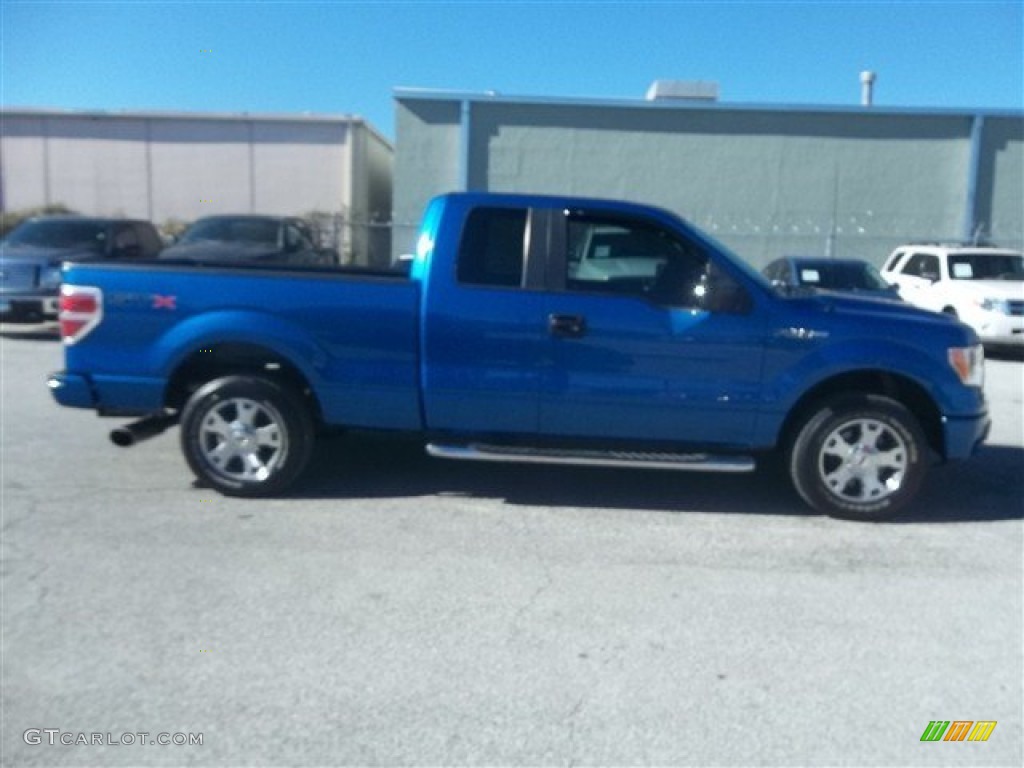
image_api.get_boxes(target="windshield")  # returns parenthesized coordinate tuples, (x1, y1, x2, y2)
(4, 219, 107, 252)
(180, 218, 279, 245)
(796, 261, 891, 291)
(948, 252, 1024, 281)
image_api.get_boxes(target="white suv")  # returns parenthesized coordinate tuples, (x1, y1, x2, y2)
(881, 244, 1024, 346)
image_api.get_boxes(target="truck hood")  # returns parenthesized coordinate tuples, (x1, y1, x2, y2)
(0, 244, 101, 266)
(781, 291, 971, 339)
(160, 241, 284, 262)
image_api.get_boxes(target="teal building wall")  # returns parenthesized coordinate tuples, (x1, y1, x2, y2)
(394, 92, 1023, 267)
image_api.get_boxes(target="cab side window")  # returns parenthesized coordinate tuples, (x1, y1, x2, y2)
(901, 253, 941, 281)
(565, 213, 750, 312)
(111, 225, 140, 258)
(285, 224, 312, 252)
(764, 260, 786, 283)
(134, 224, 163, 257)
(567, 216, 690, 297)
(457, 208, 527, 288)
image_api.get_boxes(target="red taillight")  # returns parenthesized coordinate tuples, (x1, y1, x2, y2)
(60, 292, 98, 314)
(59, 285, 103, 344)
(60, 317, 88, 340)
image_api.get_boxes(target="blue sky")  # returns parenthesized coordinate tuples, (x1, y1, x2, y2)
(3, 1, 1022, 140)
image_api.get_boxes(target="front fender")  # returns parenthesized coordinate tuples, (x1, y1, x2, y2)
(755, 336, 985, 448)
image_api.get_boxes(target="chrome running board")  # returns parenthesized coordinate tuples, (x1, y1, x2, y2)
(426, 443, 755, 473)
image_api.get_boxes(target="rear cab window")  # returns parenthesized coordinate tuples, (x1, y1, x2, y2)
(456, 207, 528, 288)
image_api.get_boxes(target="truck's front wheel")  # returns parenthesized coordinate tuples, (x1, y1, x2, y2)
(789, 394, 928, 521)
(180, 375, 314, 497)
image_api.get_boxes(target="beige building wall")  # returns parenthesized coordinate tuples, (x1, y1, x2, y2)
(1, 109, 393, 263)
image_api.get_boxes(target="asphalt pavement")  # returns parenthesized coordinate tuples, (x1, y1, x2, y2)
(2, 326, 1021, 767)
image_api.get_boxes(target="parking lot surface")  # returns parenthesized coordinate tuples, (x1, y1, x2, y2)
(2, 327, 1021, 766)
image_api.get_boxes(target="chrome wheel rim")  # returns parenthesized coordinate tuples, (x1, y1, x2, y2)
(198, 397, 288, 484)
(818, 417, 908, 504)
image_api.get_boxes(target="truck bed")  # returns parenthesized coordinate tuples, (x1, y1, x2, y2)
(57, 261, 424, 430)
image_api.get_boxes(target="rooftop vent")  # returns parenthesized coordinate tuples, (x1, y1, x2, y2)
(860, 70, 877, 107)
(645, 80, 719, 102)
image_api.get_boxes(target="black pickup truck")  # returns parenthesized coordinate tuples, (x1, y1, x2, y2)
(1, 216, 163, 323)
(160, 215, 339, 266)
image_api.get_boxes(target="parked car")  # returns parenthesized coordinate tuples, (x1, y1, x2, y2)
(1, 216, 163, 323)
(160, 215, 339, 267)
(50, 193, 989, 521)
(881, 243, 1024, 347)
(762, 256, 902, 301)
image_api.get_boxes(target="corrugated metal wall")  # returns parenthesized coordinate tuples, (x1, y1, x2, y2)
(393, 94, 1023, 267)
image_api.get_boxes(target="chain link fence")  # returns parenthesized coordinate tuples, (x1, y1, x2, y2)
(149, 212, 398, 269)
(302, 212, 395, 268)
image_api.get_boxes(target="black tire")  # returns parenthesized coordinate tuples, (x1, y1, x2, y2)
(180, 375, 314, 497)
(789, 394, 928, 521)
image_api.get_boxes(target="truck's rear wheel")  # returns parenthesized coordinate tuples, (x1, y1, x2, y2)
(789, 394, 928, 521)
(180, 375, 314, 497)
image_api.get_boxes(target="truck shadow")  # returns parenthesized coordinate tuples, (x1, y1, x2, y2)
(295, 434, 1024, 523)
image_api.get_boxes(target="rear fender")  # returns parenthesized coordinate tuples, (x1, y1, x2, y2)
(152, 309, 325, 397)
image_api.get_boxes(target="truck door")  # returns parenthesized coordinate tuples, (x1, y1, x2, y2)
(420, 205, 546, 435)
(539, 208, 767, 446)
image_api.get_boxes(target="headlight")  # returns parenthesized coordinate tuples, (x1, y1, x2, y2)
(948, 344, 985, 388)
(976, 297, 1010, 314)
(40, 265, 63, 289)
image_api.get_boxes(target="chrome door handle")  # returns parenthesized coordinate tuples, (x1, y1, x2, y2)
(548, 314, 587, 339)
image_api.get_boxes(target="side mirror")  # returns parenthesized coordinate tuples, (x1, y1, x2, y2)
(698, 265, 754, 314)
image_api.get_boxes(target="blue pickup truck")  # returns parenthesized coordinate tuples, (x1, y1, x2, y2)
(49, 193, 990, 520)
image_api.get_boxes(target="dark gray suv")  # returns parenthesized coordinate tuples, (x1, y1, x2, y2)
(0, 216, 163, 323)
